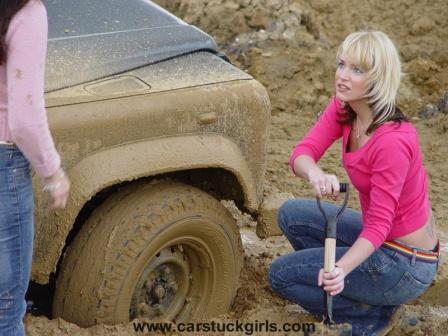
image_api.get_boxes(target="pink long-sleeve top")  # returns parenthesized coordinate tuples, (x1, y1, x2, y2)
(0, 0, 60, 178)
(289, 97, 431, 249)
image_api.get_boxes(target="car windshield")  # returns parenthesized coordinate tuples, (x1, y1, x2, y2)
(44, 0, 218, 92)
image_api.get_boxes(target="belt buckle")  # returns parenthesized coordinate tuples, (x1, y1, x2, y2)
(433, 240, 441, 258)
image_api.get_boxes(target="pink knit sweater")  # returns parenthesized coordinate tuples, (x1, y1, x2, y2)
(289, 97, 431, 249)
(0, 0, 60, 178)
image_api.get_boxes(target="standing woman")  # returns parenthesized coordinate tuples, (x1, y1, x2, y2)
(0, 0, 70, 334)
(269, 31, 439, 335)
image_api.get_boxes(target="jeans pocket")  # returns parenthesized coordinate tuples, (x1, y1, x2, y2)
(12, 165, 30, 180)
(11, 165, 32, 197)
(367, 249, 397, 272)
(384, 271, 430, 305)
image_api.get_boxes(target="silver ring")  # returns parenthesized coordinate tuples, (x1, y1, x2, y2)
(320, 186, 326, 192)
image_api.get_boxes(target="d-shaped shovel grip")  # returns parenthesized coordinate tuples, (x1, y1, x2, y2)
(317, 183, 349, 267)
(316, 183, 350, 238)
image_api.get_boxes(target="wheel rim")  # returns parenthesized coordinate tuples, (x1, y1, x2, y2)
(129, 240, 213, 322)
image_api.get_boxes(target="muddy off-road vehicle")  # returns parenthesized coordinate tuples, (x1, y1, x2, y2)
(33, 0, 271, 327)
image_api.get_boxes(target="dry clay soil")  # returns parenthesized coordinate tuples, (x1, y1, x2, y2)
(26, 0, 448, 335)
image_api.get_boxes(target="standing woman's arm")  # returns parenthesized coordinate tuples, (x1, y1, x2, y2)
(6, 0, 69, 208)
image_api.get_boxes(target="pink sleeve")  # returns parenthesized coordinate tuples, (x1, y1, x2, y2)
(359, 133, 412, 249)
(289, 97, 343, 174)
(6, 1, 61, 178)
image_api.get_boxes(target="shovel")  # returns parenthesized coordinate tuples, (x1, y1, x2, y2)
(316, 182, 349, 324)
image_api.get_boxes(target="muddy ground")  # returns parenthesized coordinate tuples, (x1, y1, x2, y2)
(26, 0, 448, 335)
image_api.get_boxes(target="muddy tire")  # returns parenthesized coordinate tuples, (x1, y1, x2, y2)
(53, 180, 243, 327)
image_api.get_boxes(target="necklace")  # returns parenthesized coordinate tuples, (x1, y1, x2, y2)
(356, 117, 367, 139)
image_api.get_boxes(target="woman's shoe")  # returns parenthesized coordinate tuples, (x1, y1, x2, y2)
(378, 307, 419, 336)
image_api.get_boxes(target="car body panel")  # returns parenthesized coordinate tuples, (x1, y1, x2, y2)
(45, 52, 252, 106)
(44, 0, 218, 91)
(33, 70, 270, 283)
(33, 1, 271, 285)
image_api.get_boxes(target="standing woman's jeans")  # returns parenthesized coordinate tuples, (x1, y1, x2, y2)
(0, 146, 34, 336)
(269, 199, 438, 336)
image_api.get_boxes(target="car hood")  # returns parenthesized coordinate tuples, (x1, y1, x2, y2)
(44, 0, 218, 92)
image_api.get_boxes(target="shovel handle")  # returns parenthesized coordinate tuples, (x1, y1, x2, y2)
(324, 238, 336, 272)
(320, 183, 350, 273)
(321, 183, 349, 325)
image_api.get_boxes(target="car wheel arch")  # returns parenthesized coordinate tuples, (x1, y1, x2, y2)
(32, 134, 260, 285)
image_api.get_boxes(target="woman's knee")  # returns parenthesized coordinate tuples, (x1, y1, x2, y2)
(277, 199, 293, 222)
(268, 252, 310, 291)
(278, 199, 302, 234)
(269, 257, 323, 311)
(268, 258, 284, 291)
(277, 199, 318, 235)
(269, 254, 301, 293)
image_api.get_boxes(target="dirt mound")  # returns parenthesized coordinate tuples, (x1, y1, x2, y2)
(156, 0, 448, 116)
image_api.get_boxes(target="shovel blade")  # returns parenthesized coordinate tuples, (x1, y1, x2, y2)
(325, 293, 333, 323)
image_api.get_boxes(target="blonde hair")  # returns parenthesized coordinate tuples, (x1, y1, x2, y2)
(336, 31, 403, 131)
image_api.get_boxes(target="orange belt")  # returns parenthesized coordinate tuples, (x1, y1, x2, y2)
(383, 240, 440, 264)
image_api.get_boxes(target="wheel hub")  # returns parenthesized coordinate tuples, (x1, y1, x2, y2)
(149, 283, 166, 302)
(130, 245, 191, 320)
(146, 265, 178, 305)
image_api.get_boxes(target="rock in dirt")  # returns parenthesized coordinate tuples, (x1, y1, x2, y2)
(419, 103, 440, 119)
(437, 92, 448, 114)
(256, 190, 293, 238)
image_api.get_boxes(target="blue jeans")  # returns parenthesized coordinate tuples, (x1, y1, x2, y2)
(269, 199, 438, 336)
(0, 146, 34, 336)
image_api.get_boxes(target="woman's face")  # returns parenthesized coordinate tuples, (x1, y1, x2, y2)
(335, 55, 369, 104)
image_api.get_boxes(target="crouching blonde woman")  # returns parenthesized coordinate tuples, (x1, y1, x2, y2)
(269, 31, 439, 335)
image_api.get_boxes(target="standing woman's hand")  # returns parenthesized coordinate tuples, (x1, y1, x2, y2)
(307, 168, 340, 200)
(42, 168, 70, 209)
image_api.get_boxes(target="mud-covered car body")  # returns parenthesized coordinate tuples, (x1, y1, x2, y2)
(34, 0, 270, 326)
